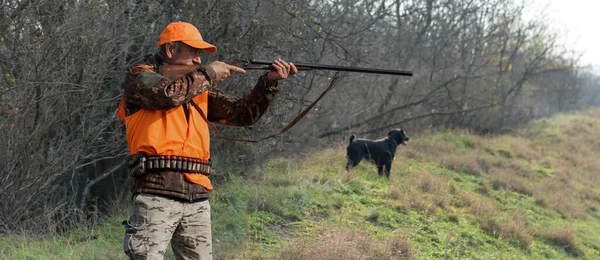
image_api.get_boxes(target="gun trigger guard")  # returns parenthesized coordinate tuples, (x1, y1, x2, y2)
(231, 59, 250, 67)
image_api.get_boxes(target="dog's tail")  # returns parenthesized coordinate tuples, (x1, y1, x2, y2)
(348, 134, 356, 146)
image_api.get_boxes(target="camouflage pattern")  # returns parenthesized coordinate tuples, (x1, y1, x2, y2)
(124, 194, 212, 260)
(122, 53, 280, 123)
(205, 75, 280, 126)
(123, 55, 212, 114)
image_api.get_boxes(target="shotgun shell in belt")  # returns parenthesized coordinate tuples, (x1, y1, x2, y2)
(159, 156, 165, 168)
(171, 156, 177, 169)
(184, 158, 190, 171)
(176, 158, 182, 170)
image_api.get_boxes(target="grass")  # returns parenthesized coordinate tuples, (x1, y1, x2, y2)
(2, 108, 600, 259)
(0, 217, 129, 260)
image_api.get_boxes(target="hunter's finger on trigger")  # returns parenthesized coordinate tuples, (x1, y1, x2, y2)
(229, 65, 246, 74)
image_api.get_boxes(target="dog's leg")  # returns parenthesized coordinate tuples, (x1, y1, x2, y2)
(345, 159, 352, 171)
(384, 162, 392, 178)
(377, 164, 384, 177)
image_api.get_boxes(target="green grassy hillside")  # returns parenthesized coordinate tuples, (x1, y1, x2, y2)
(2, 109, 600, 259)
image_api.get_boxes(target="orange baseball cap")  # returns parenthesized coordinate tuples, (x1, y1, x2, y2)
(157, 21, 217, 52)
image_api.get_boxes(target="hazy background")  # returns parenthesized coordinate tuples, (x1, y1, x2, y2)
(526, 0, 600, 70)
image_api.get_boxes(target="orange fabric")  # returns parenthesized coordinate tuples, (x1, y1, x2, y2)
(157, 21, 216, 52)
(117, 91, 213, 191)
(117, 95, 126, 121)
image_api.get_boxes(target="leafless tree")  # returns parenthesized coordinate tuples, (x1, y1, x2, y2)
(0, 0, 595, 234)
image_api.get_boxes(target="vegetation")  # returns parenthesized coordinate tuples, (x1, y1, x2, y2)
(2, 109, 598, 259)
(2, 0, 600, 234)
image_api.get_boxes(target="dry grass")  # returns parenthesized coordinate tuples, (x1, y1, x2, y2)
(416, 172, 443, 194)
(302, 148, 347, 168)
(486, 167, 532, 196)
(538, 226, 579, 256)
(478, 209, 532, 248)
(503, 159, 536, 178)
(458, 192, 532, 247)
(416, 172, 452, 212)
(276, 228, 415, 260)
(402, 137, 457, 162)
(386, 170, 453, 213)
(459, 192, 497, 217)
(564, 118, 594, 138)
(440, 154, 484, 176)
(214, 242, 250, 260)
(509, 139, 543, 162)
(483, 135, 545, 162)
(532, 170, 588, 219)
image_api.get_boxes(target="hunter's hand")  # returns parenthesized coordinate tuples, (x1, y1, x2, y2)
(209, 61, 246, 82)
(267, 58, 298, 81)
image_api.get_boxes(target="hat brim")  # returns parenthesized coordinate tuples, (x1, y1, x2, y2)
(183, 40, 217, 52)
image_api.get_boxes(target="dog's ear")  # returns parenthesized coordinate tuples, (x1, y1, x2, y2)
(388, 128, 402, 136)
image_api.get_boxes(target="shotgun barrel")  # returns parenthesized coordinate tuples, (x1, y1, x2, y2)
(235, 59, 413, 77)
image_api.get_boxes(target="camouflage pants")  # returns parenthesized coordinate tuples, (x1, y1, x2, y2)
(124, 194, 212, 260)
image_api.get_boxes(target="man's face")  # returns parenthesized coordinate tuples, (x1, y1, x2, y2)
(170, 43, 202, 65)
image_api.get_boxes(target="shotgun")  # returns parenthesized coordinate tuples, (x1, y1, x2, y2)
(161, 59, 414, 80)
(234, 59, 413, 76)
(159, 59, 412, 142)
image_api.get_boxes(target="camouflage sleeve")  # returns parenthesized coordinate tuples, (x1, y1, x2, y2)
(207, 74, 280, 126)
(123, 64, 214, 115)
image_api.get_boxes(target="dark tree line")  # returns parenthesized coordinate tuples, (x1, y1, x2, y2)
(0, 0, 598, 234)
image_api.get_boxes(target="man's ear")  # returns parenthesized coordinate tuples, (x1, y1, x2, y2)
(165, 43, 174, 59)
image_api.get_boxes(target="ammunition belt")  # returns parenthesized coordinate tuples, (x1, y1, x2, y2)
(130, 153, 211, 176)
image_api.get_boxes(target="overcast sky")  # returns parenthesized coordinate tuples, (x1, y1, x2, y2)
(523, 0, 600, 69)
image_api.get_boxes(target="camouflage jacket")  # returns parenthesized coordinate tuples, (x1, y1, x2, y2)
(123, 54, 280, 201)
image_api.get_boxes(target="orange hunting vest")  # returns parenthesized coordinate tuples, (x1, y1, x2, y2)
(117, 92, 213, 191)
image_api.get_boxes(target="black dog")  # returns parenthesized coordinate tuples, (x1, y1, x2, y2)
(345, 129, 409, 177)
